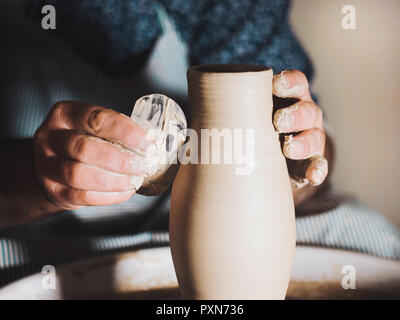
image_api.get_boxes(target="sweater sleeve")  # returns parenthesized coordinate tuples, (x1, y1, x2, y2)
(25, 0, 162, 76)
(25, 0, 314, 82)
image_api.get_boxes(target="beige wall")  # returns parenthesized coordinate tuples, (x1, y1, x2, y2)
(290, 0, 400, 226)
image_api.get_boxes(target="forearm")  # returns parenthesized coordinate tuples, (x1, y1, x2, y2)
(0, 138, 61, 229)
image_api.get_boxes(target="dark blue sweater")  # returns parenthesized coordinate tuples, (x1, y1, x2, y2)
(27, 0, 314, 80)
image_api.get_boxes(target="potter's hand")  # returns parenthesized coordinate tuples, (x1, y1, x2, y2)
(272, 70, 328, 187)
(33, 101, 155, 210)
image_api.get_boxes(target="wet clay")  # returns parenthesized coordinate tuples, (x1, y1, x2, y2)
(170, 65, 296, 299)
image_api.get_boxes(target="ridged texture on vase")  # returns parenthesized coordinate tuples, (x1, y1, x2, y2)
(170, 64, 296, 299)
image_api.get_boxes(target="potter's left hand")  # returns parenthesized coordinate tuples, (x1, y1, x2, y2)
(272, 70, 328, 187)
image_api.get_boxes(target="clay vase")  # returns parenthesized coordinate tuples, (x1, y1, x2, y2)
(170, 64, 296, 299)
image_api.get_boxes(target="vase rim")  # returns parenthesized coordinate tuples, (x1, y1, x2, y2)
(189, 64, 271, 74)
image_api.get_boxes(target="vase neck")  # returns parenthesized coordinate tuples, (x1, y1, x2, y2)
(187, 65, 274, 131)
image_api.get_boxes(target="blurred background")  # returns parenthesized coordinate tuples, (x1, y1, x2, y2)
(290, 0, 400, 226)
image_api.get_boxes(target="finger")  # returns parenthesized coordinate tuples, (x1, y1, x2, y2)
(272, 70, 312, 100)
(40, 155, 138, 192)
(43, 178, 136, 208)
(305, 155, 328, 186)
(283, 128, 325, 160)
(48, 101, 154, 152)
(48, 129, 157, 176)
(273, 100, 323, 133)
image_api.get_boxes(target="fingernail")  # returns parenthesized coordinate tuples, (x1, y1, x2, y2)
(273, 71, 289, 94)
(310, 168, 323, 185)
(308, 156, 328, 185)
(119, 112, 131, 119)
(273, 70, 302, 97)
(274, 104, 298, 132)
(283, 135, 303, 158)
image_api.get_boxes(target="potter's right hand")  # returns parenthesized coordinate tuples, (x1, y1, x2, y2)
(33, 101, 155, 210)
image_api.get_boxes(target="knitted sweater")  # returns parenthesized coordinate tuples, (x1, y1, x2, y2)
(26, 0, 314, 79)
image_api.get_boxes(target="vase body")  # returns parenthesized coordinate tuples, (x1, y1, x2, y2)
(170, 64, 295, 299)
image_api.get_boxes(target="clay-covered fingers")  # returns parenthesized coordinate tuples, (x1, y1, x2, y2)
(283, 128, 325, 160)
(35, 152, 138, 209)
(273, 100, 323, 133)
(40, 155, 138, 192)
(48, 129, 156, 176)
(272, 70, 329, 186)
(33, 101, 158, 210)
(272, 70, 312, 100)
(305, 155, 328, 186)
(47, 101, 154, 152)
(41, 178, 136, 209)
